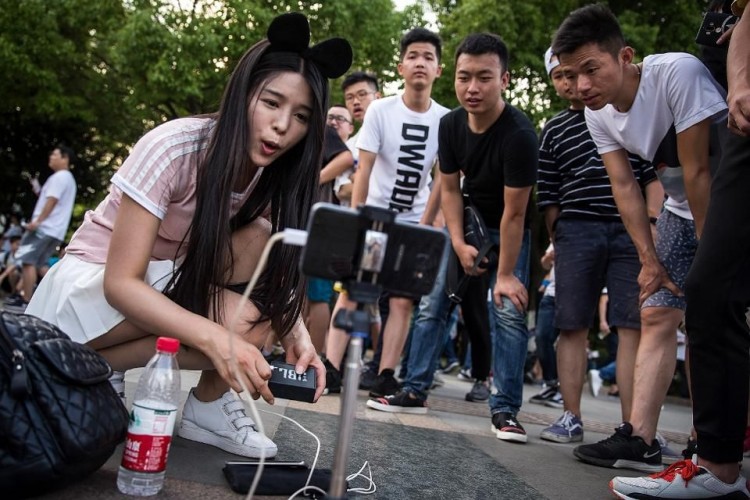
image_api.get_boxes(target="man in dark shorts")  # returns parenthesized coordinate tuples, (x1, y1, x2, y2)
(536, 47, 661, 446)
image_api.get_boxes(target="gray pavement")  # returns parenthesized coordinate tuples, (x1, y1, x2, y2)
(34, 365, 746, 500)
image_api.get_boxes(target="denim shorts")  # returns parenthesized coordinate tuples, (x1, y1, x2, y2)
(15, 230, 61, 268)
(642, 210, 697, 310)
(554, 218, 640, 330)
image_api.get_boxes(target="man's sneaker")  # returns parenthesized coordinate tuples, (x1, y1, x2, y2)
(655, 432, 682, 465)
(457, 368, 473, 381)
(465, 380, 490, 402)
(490, 412, 528, 443)
(573, 422, 663, 473)
(178, 389, 277, 458)
(3, 294, 27, 313)
(681, 437, 698, 460)
(540, 411, 584, 443)
(609, 456, 750, 499)
(323, 359, 342, 395)
(529, 383, 558, 405)
(544, 390, 564, 409)
(366, 390, 428, 414)
(588, 369, 603, 397)
(368, 369, 400, 398)
(359, 364, 378, 391)
(440, 360, 460, 374)
(431, 372, 446, 389)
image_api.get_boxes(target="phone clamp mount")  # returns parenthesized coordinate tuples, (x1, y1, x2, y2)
(327, 205, 394, 500)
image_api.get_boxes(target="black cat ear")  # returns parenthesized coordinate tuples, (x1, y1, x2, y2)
(305, 38, 353, 79)
(266, 12, 310, 52)
(266, 12, 353, 79)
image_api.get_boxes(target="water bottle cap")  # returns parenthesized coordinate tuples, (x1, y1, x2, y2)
(156, 337, 180, 353)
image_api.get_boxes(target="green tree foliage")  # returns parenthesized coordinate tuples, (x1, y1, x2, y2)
(0, 0, 710, 230)
(428, 0, 706, 125)
(0, 0, 407, 227)
(0, 0, 135, 218)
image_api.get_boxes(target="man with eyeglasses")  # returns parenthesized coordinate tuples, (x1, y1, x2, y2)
(326, 105, 354, 144)
(334, 72, 382, 208)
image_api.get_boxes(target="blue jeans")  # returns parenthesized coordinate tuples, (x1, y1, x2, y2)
(487, 229, 531, 415)
(599, 360, 616, 382)
(535, 293, 558, 384)
(403, 232, 453, 399)
(441, 308, 460, 364)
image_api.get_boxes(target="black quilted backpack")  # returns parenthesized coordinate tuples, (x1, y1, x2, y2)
(0, 311, 129, 498)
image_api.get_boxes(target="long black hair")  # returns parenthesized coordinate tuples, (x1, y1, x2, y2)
(167, 39, 329, 338)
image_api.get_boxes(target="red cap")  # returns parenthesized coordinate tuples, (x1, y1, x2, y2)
(156, 337, 180, 353)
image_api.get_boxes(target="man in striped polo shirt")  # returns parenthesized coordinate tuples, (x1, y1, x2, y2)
(536, 47, 664, 453)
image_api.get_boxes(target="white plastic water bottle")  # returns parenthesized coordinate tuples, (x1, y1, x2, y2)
(117, 337, 181, 496)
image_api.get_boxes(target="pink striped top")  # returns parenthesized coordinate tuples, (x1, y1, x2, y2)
(66, 117, 260, 263)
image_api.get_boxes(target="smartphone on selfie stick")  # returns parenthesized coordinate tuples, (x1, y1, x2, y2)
(300, 203, 447, 499)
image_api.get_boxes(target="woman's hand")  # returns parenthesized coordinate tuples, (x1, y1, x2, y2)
(280, 320, 326, 402)
(206, 329, 276, 404)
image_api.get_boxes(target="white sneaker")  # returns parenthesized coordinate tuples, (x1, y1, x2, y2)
(588, 369, 603, 398)
(610, 456, 750, 499)
(431, 372, 446, 389)
(178, 388, 278, 458)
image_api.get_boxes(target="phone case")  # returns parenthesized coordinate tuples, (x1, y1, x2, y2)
(696, 11, 738, 46)
(222, 463, 337, 496)
(301, 203, 448, 298)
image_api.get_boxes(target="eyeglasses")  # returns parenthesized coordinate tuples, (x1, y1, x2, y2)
(344, 90, 376, 103)
(326, 114, 351, 124)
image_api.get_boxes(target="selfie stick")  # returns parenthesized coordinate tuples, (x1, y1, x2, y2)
(328, 206, 394, 499)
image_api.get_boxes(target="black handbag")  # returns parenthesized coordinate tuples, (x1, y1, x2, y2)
(0, 311, 129, 498)
(446, 195, 498, 304)
(696, 11, 738, 46)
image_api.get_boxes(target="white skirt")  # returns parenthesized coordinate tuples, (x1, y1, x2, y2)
(26, 254, 175, 344)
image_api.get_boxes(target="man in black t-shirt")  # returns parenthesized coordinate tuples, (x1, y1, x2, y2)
(439, 33, 538, 443)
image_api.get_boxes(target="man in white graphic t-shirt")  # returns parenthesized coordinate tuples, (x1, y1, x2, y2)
(323, 28, 449, 398)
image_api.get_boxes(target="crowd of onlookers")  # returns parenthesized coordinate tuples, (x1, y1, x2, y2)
(5, 3, 750, 498)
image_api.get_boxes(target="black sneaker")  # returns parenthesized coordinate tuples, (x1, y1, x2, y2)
(3, 294, 27, 313)
(368, 369, 400, 398)
(323, 359, 342, 395)
(465, 380, 490, 402)
(681, 436, 697, 460)
(359, 365, 378, 391)
(573, 422, 663, 473)
(366, 390, 428, 414)
(491, 412, 528, 443)
(529, 383, 558, 405)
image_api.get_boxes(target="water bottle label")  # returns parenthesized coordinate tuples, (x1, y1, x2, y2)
(121, 402, 177, 473)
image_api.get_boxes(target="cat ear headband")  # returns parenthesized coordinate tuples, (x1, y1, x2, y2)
(266, 12, 353, 79)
